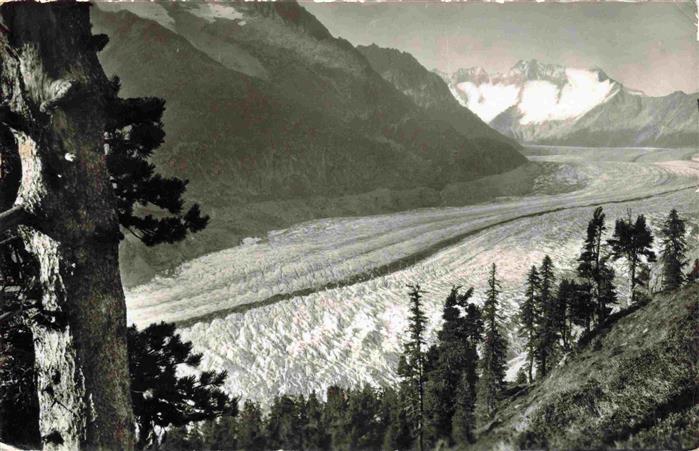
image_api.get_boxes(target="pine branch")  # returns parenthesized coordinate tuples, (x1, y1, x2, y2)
(0, 206, 29, 232)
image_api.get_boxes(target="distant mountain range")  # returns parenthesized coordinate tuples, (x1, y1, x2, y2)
(438, 60, 698, 148)
(90, 2, 525, 283)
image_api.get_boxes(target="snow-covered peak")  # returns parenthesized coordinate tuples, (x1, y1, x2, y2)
(442, 61, 621, 124)
(185, 2, 246, 25)
(507, 59, 567, 84)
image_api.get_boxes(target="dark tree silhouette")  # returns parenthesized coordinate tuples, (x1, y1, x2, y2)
(477, 264, 508, 421)
(659, 209, 688, 291)
(577, 207, 617, 324)
(105, 81, 208, 246)
(518, 266, 540, 382)
(265, 395, 303, 450)
(0, 40, 209, 450)
(425, 286, 482, 445)
(398, 284, 428, 451)
(608, 214, 656, 304)
(536, 255, 557, 378)
(128, 322, 234, 449)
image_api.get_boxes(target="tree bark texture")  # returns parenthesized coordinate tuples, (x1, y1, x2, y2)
(0, 3, 134, 449)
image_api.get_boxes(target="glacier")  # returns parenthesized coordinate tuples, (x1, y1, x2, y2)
(125, 147, 699, 404)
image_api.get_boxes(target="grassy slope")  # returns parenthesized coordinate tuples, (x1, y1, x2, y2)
(469, 284, 699, 450)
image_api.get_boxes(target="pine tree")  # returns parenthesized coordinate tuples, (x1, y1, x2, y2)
(382, 387, 413, 451)
(265, 395, 303, 450)
(128, 322, 234, 449)
(105, 80, 208, 246)
(660, 209, 688, 291)
(237, 401, 266, 450)
(451, 373, 476, 444)
(569, 281, 595, 334)
(609, 213, 656, 304)
(398, 284, 429, 451)
(476, 264, 508, 421)
(425, 286, 480, 445)
(325, 385, 350, 448)
(345, 385, 385, 449)
(577, 207, 617, 325)
(204, 414, 238, 450)
(0, 65, 209, 449)
(302, 392, 330, 450)
(536, 256, 557, 378)
(518, 266, 540, 382)
(554, 279, 576, 351)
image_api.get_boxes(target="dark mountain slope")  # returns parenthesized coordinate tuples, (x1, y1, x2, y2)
(357, 43, 519, 147)
(91, 3, 526, 284)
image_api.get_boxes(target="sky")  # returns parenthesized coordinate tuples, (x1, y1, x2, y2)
(305, 1, 699, 96)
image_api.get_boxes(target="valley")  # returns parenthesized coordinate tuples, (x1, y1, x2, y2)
(125, 146, 699, 403)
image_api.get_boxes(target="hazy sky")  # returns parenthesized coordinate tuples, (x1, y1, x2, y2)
(305, 1, 698, 96)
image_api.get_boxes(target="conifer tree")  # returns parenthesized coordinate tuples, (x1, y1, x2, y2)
(345, 385, 385, 449)
(382, 387, 413, 451)
(518, 266, 540, 382)
(554, 279, 576, 351)
(451, 373, 476, 444)
(476, 264, 508, 421)
(608, 214, 656, 303)
(659, 209, 688, 291)
(265, 395, 303, 450)
(425, 286, 481, 445)
(0, 76, 210, 447)
(536, 256, 557, 378)
(237, 401, 266, 450)
(205, 414, 238, 451)
(577, 207, 617, 324)
(325, 386, 350, 447)
(127, 322, 234, 449)
(105, 80, 209, 246)
(398, 284, 428, 451)
(569, 281, 595, 334)
(302, 392, 330, 450)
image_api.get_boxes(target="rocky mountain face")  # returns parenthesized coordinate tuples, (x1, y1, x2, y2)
(440, 59, 698, 148)
(90, 2, 525, 284)
(356, 44, 521, 146)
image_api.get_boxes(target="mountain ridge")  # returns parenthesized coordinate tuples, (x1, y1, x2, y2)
(439, 60, 698, 147)
(90, 2, 526, 284)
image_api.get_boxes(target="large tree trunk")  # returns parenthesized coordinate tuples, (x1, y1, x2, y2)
(0, 3, 134, 449)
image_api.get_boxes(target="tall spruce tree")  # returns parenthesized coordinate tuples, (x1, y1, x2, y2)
(302, 392, 330, 450)
(236, 401, 266, 451)
(569, 281, 595, 335)
(518, 266, 540, 383)
(577, 207, 617, 325)
(265, 395, 303, 450)
(476, 264, 508, 421)
(398, 284, 428, 451)
(425, 286, 481, 445)
(345, 385, 385, 449)
(659, 209, 688, 291)
(554, 279, 576, 351)
(536, 256, 557, 378)
(608, 214, 656, 304)
(451, 373, 476, 444)
(382, 387, 413, 451)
